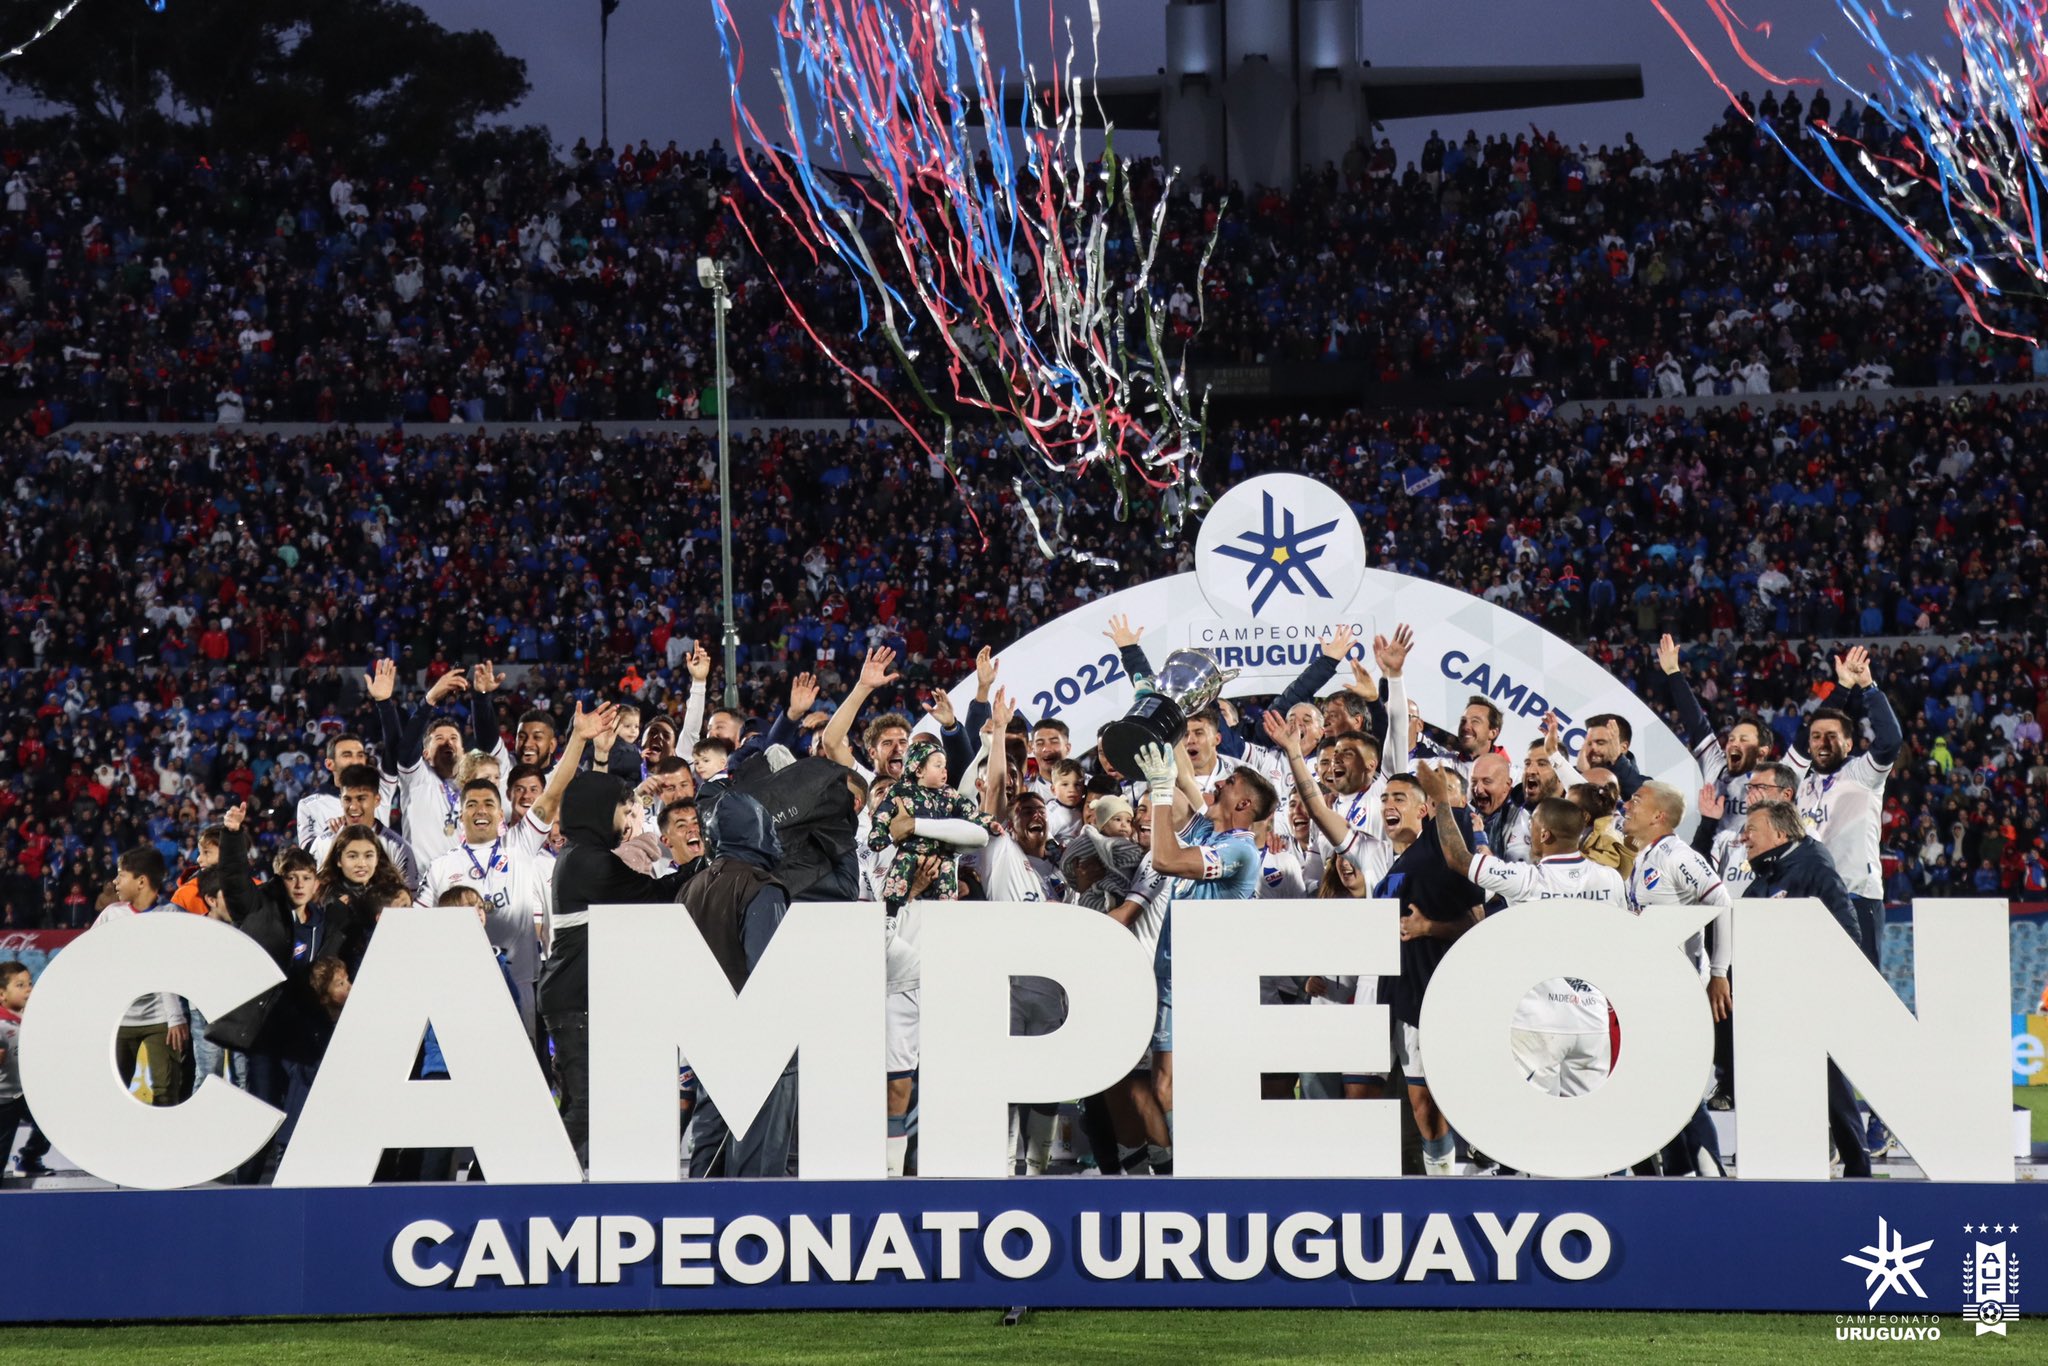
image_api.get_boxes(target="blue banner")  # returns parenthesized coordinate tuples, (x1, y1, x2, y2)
(1, 1178, 2041, 1321)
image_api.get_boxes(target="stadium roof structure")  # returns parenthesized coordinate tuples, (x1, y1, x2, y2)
(979, 0, 1643, 191)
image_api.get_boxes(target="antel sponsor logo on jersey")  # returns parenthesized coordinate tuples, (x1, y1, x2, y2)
(1195, 474, 1367, 622)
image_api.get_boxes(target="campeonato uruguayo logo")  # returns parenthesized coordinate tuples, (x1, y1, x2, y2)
(1194, 473, 1367, 620)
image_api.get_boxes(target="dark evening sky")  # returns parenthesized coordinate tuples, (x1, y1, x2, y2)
(424, 1, 1946, 164)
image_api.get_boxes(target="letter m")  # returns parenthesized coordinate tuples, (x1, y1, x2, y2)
(587, 903, 884, 1181)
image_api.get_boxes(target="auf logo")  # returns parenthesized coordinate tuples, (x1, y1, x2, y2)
(1212, 491, 1339, 614)
(1842, 1217, 1934, 1310)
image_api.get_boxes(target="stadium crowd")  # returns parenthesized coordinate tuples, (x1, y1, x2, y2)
(1, 372, 2045, 924)
(0, 102, 2028, 1184)
(2, 96, 2042, 434)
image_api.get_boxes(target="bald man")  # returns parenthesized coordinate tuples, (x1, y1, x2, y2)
(1468, 752, 1529, 861)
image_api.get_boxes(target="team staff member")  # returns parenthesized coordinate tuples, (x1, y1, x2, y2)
(1742, 800, 1873, 1178)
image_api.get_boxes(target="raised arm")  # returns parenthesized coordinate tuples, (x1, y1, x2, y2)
(927, 685, 975, 787)
(365, 658, 404, 774)
(533, 701, 615, 826)
(678, 646, 711, 754)
(471, 661, 505, 758)
(1103, 614, 1155, 691)
(1134, 743, 1205, 878)
(981, 688, 1014, 824)
(820, 646, 898, 770)
(1839, 646, 1902, 767)
(389, 666, 469, 769)
(962, 646, 997, 749)
(1264, 710, 1354, 848)
(1657, 634, 1718, 753)
(1413, 761, 1475, 879)
(217, 803, 260, 925)
(1375, 625, 1414, 774)
(1272, 626, 1355, 716)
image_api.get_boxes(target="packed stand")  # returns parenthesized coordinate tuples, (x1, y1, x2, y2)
(6, 371, 2048, 920)
(4, 98, 2044, 433)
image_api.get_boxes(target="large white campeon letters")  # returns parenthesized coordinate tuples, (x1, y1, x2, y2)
(18, 898, 2014, 1186)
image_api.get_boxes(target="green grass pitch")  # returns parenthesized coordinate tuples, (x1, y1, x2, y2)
(7, 1309, 2023, 1364)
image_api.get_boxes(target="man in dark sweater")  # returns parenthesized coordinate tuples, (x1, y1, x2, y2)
(1743, 798, 1871, 1178)
(680, 792, 794, 1178)
(543, 772, 687, 1165)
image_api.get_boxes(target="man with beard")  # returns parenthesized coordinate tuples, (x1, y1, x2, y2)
(1786, 645, 1902, 1157)
(503, 701, 611, 861)
(1297, 627, 1412, 850)
(1580, 713, 1645, 799)
(820, 647, 912, 784)
(1657, 633, 1773, 840)
(370, 661, 495, 869)
(1786, 646, 1900, 967)
(422, 779, 550, 1037)
(1417, 694, 1504, 787)
(513, 710, 559, 771)
(1520, 730, 1566, 807)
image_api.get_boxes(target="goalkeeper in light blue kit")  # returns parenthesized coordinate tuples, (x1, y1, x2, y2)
(1129, 737, 1277, 1135)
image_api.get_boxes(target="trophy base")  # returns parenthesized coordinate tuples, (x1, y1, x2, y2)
(1101, 694, 1189, 779)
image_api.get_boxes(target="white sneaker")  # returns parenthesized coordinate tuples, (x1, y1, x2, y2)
(1423, 1153, 1457, 1176)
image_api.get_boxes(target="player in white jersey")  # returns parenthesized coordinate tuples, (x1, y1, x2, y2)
(295, 729, 400, 849)
(1621, 780, 1733, 1176)
(1213, 625, 1370, 814)
(973, 696, 1072, 1173)
(365, 659, 494, 871)
(1428, 783, 1623, 1097)
(1785, 646, 1902, 965)
(309, 762, 421, 894)
(1300, 658, 1410, 863)
(1657, 633, 1773, 841)
(423, 779, 551, 1036)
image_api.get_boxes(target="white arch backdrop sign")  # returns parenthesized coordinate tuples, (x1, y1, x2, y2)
(936, 474, 1701, 815)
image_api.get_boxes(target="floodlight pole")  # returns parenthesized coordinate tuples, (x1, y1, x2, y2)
(710, 261, 739, 710)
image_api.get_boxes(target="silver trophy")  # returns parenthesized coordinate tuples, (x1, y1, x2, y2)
(1101, 648, 1241, 777)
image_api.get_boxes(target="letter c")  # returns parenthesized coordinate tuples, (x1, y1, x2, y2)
(19, 914, 285, 1188)
(394, 1219, 456, 1287)
(1439, 649, 1470, 678)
